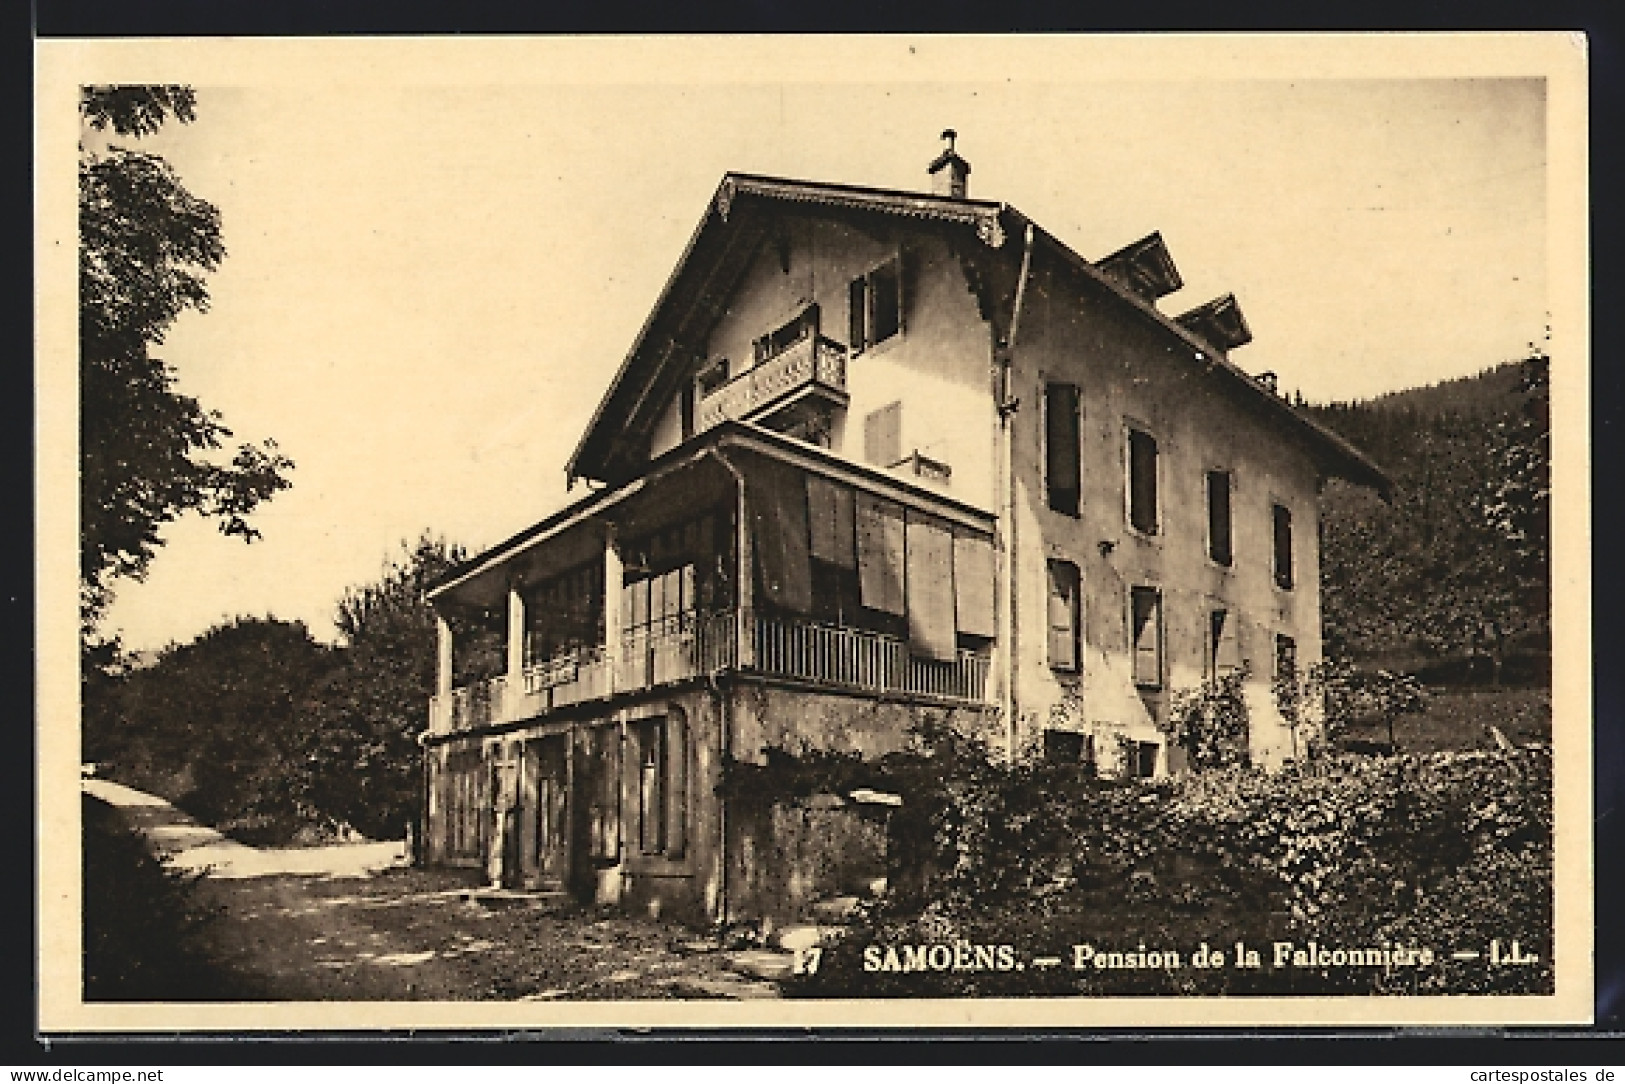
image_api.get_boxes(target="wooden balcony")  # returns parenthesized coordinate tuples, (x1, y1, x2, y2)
(696, 334, 847, 434)
(428, 608, 990, 736)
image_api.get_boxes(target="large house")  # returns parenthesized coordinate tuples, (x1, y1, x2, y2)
(419, 134, 1388, 924)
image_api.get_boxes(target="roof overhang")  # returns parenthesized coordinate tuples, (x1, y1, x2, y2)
(562, 169, 1388, 500)
(435, 419, 996, 611)
(565, 173, 1013, 486)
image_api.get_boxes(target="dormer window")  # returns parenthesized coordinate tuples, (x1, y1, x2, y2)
(849, 258, 902, 352)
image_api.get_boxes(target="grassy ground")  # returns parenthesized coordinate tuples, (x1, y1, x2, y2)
(1341, 685, 1551, 754)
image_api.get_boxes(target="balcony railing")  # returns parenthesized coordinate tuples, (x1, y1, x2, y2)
(429, 608, 990, 735)
(753, 614, 992, 703)
(696, 334, 847, 433)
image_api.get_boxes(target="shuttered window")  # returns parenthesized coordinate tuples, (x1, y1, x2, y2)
(1272, 503, 1294, 590)
(864, 401, 903, 467)
(1047, 559, 1081, 672)
(1128, 427, 1159, 534)
(1131, 586, 1162, 688)
(849, 258, 903, 351)
(1045, 383, 1081, 516)
(1208, 608, 1241, 679)
(1275, 634, 1298, 682)
(1207, 470, 1233, 566)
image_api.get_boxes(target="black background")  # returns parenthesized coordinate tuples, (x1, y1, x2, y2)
(13, 0, 1623, 1064)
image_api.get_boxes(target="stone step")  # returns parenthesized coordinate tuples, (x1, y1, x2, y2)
(725, 948, 797, 983)
(846, 874, 888, 899)
(809, 895, 864, 922)
(459, 887, 573, 911)
(769, 923, 846, 953)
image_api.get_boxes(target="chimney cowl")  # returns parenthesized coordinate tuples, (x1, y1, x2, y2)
(928, 128, 971, 198)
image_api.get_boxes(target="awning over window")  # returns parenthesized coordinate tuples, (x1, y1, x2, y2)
(748, 458, 814, 613)
(905, 512, 956, 661)
(855, 492, 906, 616)
(806, 474, 857, 569)
(953, 530, 996, 639)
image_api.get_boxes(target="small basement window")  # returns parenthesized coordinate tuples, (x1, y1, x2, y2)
(1043, 729, 1089, 766)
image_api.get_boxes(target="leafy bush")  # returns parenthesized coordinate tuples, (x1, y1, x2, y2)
(1168, 668, 1251, 770)
(780, 723, 1552, 998)
(82, 796, 236, 1000)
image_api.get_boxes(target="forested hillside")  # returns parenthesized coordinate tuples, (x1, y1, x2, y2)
(1309, 355, 1550, 684)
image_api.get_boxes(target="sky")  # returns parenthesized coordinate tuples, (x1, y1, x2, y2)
(76, 41, 1555, 655)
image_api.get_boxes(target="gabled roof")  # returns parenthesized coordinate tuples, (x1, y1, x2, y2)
(566, 170, 1390, 498)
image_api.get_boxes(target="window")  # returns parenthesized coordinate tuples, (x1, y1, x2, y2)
(1047, 560, 1081, 672)
(1207, 607, 1241, 680)
(1206, 470, 1233, 566)
(696, 358, 730, 398)
(1272, 503, 1294, 590)
(1275, 634, 1298, 682)
(679, 382, 695, 440)
(753, 303, 820, 365)
(1126, 740, 1159, 779)
(1043, 729, 1089, 766)
(849, 258, 903, 351)
(1045, 383, 1081, 516)
(864, 401, 903, 467)
(1127, 427, 1159, 534)
(633, 715, 688, 859)
(1130, 586, 1162, 688)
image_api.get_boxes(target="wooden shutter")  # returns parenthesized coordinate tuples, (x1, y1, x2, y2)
(1207, 470, 1232, 565)
(807, 475, 857, 568)
(1132, 587, 1161, 687)
(1209, 608, 1241, 677)
(952, 530, 996, 638)
(872, 260, 901, 343)
(849, 276, 868, 348)
(1045, 383, 1081, 516)
(1047, 560, 1079, 671)
(638, 720, 663, 854)
(855, 493, 907, 616)
(905, 512, 956, 661)
(1275, 634, 1298, 681)
(865, 401, 903, 467)
(665, 714, 688, 858)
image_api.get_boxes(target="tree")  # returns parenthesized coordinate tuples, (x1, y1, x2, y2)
(79, 85, 293, 639)
(303, 535, 503, 840)
(86, 617, 333, 842)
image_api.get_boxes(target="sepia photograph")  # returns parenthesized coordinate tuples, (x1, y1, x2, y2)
(35, 33, 1592, 1031)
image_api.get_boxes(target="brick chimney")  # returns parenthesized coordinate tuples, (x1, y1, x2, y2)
(928, 129, 970, 198)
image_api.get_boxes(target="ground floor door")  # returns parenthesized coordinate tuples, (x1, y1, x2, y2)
(524, 733, 571, 889)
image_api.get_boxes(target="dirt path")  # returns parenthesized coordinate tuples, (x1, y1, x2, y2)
(86, 778, 779, 1001)
(197, 868, 779, 1001)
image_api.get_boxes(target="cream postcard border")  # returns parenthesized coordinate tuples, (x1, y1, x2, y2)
(34, 31, 1593, 1032)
